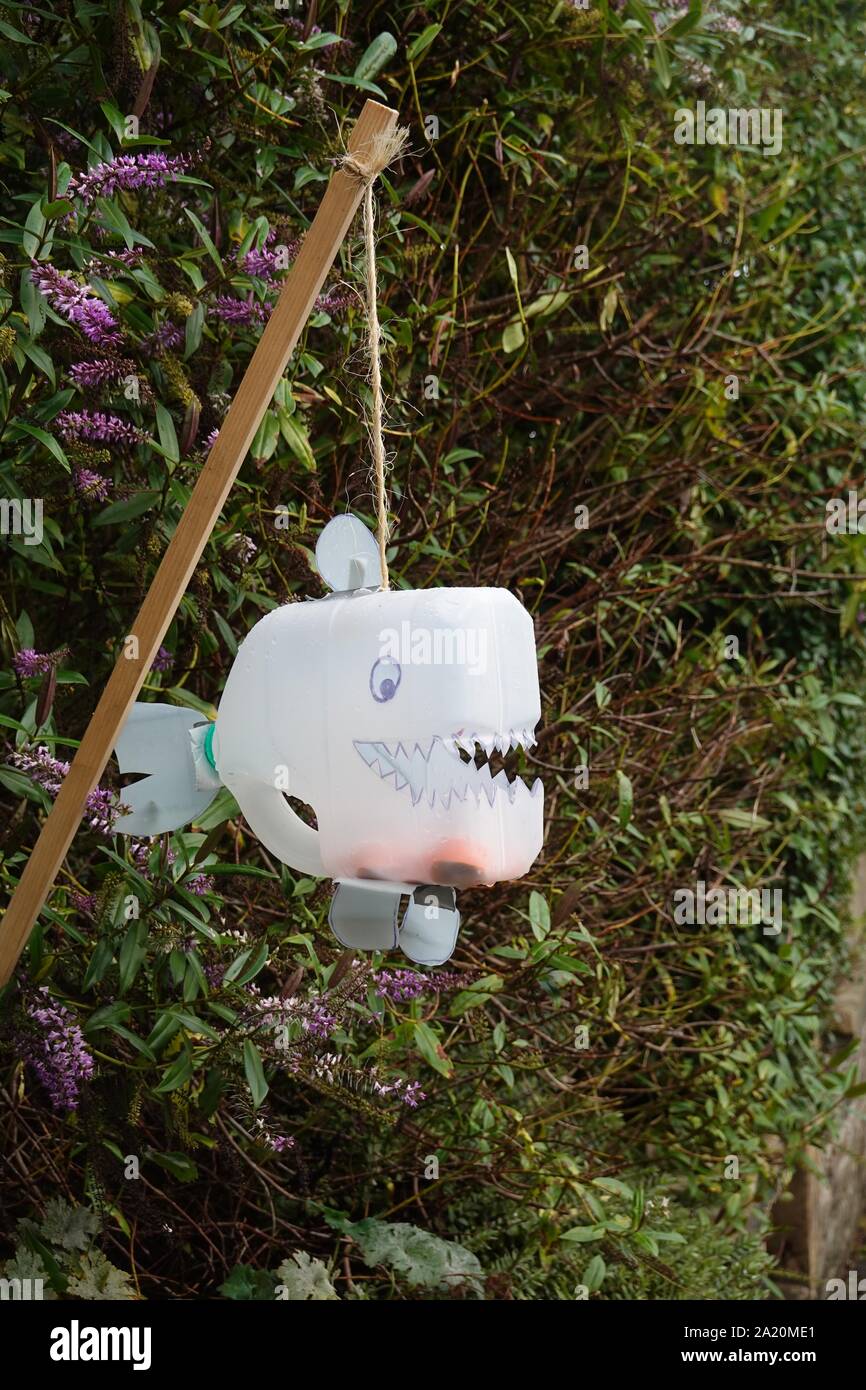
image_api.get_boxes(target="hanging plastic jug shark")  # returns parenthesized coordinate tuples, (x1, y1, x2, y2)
(113, 515, 544, 966)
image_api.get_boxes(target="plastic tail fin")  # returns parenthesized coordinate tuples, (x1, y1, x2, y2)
(114, 703, 221, 836)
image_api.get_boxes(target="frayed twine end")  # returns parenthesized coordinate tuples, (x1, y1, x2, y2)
(341, 126, 411, 185)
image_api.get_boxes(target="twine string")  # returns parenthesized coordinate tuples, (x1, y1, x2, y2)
(340, 126, 410, 590)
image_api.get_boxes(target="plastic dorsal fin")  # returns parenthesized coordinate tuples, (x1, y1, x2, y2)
(316, 514, 381, 592)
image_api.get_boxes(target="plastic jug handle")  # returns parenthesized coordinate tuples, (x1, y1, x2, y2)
(222, 772, 325, 876)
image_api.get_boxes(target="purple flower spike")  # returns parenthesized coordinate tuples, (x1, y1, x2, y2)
(210, 295, 271, 326)
(69, 357, 136, 389)
(13, 648, 55, 678)
(11, 744, 126, 834)
(29, 262, 124, 348)
(21, 986, 95, 1111)
(57, 410, 146, 445)
(67, 151, 196, 204)
(72, 467, 111, 503)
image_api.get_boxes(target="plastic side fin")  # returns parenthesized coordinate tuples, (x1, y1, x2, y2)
(329, 879, 402, 951)
(399, 886, 460, 966)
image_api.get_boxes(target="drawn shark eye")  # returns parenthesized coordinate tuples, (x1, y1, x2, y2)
(370, 656, 401, 703)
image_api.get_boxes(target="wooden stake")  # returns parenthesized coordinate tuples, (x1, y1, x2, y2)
(0, 98, 399, 986)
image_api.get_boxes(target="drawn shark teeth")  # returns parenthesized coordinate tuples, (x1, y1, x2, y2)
(353, 727, 543, 808)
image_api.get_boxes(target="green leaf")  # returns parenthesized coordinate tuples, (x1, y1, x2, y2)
(342, 1219, 483, 1293)
(9, 420, 68, 469)
(183, 207, 223, 272)
(213, 611, 238, 657)
(233, 940, 269, 986)
(278, 411, 316, 470)
(529, 890, 551, 941)
(163, 686, 217, 718)
(184, 300, 204, 359)
(149, 1150, 199, 1182)
(669, 0, 703, 36)
(99, 100, 127, 144)
(616, 769, 633, 829)
(145, 1012, 184, 1055)
(501, 320, 525, 354)
(20, 340, 55, 387)
(22, 199, 46, 260)
(413, 1020, 453, 1077)
(0, 18, 30, 41)
(561, 1225, 606, 1243)
(716, 808, 771, 831)
(251, 410, 280, 463)
(39, 1196, 100, 1251)
(243, 1039, 269, 1108)
(592, 1176, 634, 1198)
(93, 490, 159, 527)
(82, 937, 115, 992)
(353, 32, 398, 82)
(66, 1252, 136, 1300)
(155, 403, 179, 463)
(582, 1253, 606, 1292)
(275, 1252, 339, 1300)
(407, 23, 442, 61)
(449, 973, 504, 1016)
(0, 765, 42, 798)
(219, 1264, 275, 1300)
(523, 289, 570, 321)
(155, 1048, 194, 1093)
(653, 39, 671, 89)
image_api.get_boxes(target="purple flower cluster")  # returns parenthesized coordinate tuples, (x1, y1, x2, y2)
(304, 1000, 338, 1039)
(143, 323, 184, 353)
(150, 645, 172, 673)
(373, 968, 463, 1004)
(11, 745, 125, 833)
(210, 295, 271, 326)
(70, 891, 97, 917)
(249, 989, 337, 1040)
(316, 286, 355, 315)
(265, 1134, 295, 1153)
(87, 247, 145, 270)
(310, 1052, 425, 1108)
(57, 410, 146, 445)
(231, 533, 257, 565)
(13, 648, 55, 678)
(130, 839, 177, 874)
(67, 151, 195, 204)
(29, 262, 123, 348)
(69, 356, 136, 389)
(203, 428, 220, 450)
(187, 873, 215, 896)
(237, 232, 299, 282)
(72, 467, 111, 503)
(21, 987, 95, 1111)
(378, 1077, 425, 1109)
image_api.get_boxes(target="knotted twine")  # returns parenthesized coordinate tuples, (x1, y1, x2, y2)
(340, 125, 410, 590)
